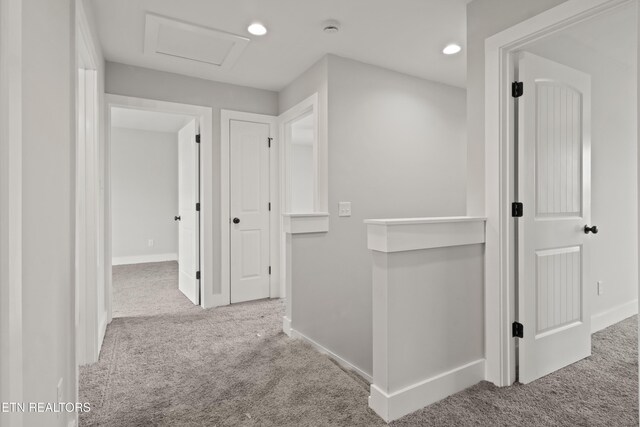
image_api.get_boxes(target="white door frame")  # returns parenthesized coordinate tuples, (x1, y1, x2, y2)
(484, 0, 636, 386)
(105, 95, 214, 308)
(76, 3, 102, 365)
(221, 110, 279, 306)
(0, 0, 23, 423)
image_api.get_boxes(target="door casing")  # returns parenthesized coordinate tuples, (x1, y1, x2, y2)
(484, 0, 637, 387)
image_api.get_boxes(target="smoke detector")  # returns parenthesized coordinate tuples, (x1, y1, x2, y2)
(322, 20, 341, 34)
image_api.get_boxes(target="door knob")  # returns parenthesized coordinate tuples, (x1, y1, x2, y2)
(233, 217, 240, 224)
(584, 225, 598, 234)
(174, 215, 181, 221)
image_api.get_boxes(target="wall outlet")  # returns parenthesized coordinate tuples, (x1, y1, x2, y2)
(597, 281, 605, 296)
(338, 202, 352, 217)
(148, 239, 154, 248)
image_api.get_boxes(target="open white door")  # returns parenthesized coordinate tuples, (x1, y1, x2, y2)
(177, 119, 200, 305)
(230, 120, 271, 303)
(517, 52, 593, 383)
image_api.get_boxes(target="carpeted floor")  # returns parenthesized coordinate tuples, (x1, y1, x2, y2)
(80, 262, 638, 426)
(111, 261, 197, 318)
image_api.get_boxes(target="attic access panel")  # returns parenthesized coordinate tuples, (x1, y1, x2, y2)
(144, 14, 249, 69)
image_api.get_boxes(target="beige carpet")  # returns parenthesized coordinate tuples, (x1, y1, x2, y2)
(79, 262, 637, 426)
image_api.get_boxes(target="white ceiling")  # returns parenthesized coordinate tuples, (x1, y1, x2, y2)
(525, 3, 637, 69)
(89, 0, 470, 91)
(111, 107, 194, 133)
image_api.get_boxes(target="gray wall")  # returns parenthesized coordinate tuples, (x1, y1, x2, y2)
(283, 55, 467, 375)
(466, 0, 568, 215)
(105, 62, 278, 295)
(526, 27, 638, 322)
(111, 128, 179, 261)
(21, 0, 76, 425)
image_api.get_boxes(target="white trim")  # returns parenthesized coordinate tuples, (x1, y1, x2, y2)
(282, 213, 329, 234)
(365, 216, 488, 225)
(97, 316, 108, 356)
(105, 95, 214, 307)
(369, 359, 485, 423)
(484, 0, 635, 386)
(112, 253, 178, 266)
(591, 300, 638, 333)
(278, 94, 327, 299)
(76, 1, 102, 368)
(282, 316, 292, 337)
(0, 0, 23, 424)
(279, 93, 321, 212)
(366, 217, 486, 253)
(289, 327, 372, 383)
(220, 110, 279, 306)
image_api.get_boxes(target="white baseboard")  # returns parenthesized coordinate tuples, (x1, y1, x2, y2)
(97, 314, 108, 356)
(369, 359, 485, 422)
(289, 327, 372, 383)
(591, 299, 638, 333)
(112, 253, 177, 266)
(282, 316, 292, 337)
(209, 294, 229, 308)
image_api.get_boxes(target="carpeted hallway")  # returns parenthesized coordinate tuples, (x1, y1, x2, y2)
(80, 262, 638, 426)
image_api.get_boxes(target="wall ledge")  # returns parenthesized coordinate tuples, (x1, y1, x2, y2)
(283, 212, 329, 234)
(365, 216, 486, 253)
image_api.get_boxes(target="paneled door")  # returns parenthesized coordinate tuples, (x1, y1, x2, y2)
(230, 120, 271, 303)
(517, 52, 593, 383)
(177, 119, 200, 305)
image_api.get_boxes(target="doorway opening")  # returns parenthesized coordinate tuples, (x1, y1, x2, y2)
(109, 107, 201, 317)
(485, 0, 638, 387)
(105, 96, 214, 314)
(512, 2, 638, 383)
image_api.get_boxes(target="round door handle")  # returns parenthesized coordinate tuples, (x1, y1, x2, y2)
(174, 215, 181, 221)
(584, 225, 598, 234)
(233, 217, 240, 224)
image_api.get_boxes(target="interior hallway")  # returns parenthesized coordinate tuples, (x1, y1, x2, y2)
(79, 263, 638, 426)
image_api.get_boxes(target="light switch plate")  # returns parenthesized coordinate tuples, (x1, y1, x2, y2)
(338, 202, 351, 217)
(597, 281, 604, 295)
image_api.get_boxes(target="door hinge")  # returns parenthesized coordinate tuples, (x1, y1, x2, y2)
(512, 321, 524, 338)
(195, 134, 201, 143)
(268, 266, 271, 275)
(268, 137, 273, 148)
(512, 202, 523, 217)
(196, 271, 201, 280)
(196, 202, 200, 212)
(268, 202, 271, 211)
(512, 81, 524, 98)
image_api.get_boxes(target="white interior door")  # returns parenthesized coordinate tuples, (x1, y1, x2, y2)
(517, 52, 593, 383)
(230, 120, 270, 303)
(178, 119, 200, 305)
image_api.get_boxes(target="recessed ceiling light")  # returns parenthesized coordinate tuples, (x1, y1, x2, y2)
(442, 44, 462, 55)
(248, 22, 267, 36)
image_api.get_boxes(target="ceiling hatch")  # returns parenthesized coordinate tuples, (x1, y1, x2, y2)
(144, 14, 250, 69)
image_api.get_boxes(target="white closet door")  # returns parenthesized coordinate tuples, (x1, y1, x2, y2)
(230, 120, 270, 303)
